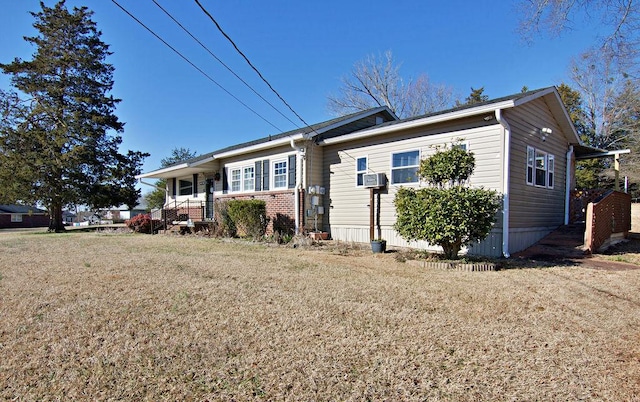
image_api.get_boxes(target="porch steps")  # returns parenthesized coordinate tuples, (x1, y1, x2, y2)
(512, 223, 588, 260)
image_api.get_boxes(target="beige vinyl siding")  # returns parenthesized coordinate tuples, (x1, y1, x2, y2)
(305, 142, 323, 189)
(219, 144, 294, 166)
(504, 100, 568, 230)
(305, 142, 324, 231)
(324, 118, 504, 250)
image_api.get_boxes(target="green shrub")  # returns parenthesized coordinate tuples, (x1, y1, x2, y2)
(394, 144, 502, 259)
(226, 200, 269, 240)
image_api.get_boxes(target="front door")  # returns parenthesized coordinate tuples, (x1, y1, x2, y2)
(205, 179, 214, 220)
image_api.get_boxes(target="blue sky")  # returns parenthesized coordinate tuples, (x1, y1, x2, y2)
(1, 1, 600, 189)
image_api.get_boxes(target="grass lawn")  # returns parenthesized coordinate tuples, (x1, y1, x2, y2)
(1, 231, 639, 400)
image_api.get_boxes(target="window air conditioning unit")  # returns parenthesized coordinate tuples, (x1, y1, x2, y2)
(363, 173, 386, 188)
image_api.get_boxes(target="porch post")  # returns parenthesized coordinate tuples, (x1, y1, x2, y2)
(614, 153, 620, 192)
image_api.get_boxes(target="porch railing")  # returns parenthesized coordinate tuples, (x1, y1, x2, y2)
(584, 190, 631, 253)
(150, 199, 214, 233)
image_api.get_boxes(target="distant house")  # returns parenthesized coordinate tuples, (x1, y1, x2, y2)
(138, 87, 628, 257)
(0, 205, 49, 229)
(103, 198, 148, 221)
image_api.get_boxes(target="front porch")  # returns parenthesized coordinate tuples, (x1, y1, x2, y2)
(516, 189, 632, 259)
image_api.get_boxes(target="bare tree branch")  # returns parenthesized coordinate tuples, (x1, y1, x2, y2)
(327, 51, 455, 118)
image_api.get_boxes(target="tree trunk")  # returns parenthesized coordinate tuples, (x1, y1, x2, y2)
(48, 202, 65, 232)
(442, 241, 462, 260)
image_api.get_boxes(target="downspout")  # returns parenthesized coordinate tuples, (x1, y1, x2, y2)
(139, 179, 168, 204)
(495, 109, 511, 258)
(564, 145, 574, 225)
(290, 138, 303, 234)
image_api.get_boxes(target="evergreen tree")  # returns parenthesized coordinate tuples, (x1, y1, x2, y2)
(457, 87, 489, 106)
(0, 1, 147, 231)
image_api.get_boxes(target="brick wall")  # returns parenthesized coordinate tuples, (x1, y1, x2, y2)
(0, 214, 49, 229)
(216, 190, 297, 235)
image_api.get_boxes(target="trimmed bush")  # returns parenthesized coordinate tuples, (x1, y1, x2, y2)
(125, 213, 152, 233)
(226, 200, 269, 239)
(394, 143, 502, 259)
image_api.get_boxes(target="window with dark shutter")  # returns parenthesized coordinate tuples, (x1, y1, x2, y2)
(222, 168, 228, 194)
(193, 174, 198, 196)
(172, 178, 177, 197)
(288, 154, 296, 189)
(262, 160, 270, 191)
(255, 161, 262, 191)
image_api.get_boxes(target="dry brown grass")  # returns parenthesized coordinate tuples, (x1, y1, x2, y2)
(1, 231, 639, 401)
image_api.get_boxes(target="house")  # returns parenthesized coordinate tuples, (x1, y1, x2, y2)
(138, 87, 628, 257)
(0, 204, 49, 229)
(103, 198, 149, 222)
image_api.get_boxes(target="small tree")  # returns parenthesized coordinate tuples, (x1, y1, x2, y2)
(394, 144, 502, 259)
(144, 147, 197, 210)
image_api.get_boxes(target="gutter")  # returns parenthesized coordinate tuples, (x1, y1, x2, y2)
(495, 109, 511, 258)
(139, 179, 168, 208)
(138, 179, 166, 192)
(290, 138, 304, 234)
(320, 100, 517, 146)
(565, 145, 574, 225)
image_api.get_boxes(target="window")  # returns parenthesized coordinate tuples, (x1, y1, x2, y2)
(11, 214, 22, 223)
(453, 142, 468, 151)
(526, 146, 554, 189)
(535, 149, 547, 186)
(273, 160, 287, 188)
(356, 157, 367, 186)
(178, 179, 192, 196)
(243, 167, 255, 191)
(391, 150, 420, 184)
(231, 168, 241, 192)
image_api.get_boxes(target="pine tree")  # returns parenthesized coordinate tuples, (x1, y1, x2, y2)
(0, 1, 147, 231)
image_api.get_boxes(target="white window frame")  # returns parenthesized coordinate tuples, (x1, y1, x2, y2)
(11, 213, 22, 223)
(178, 179, 192, 196)
(273, 160, 288, 189)
(243, 166, 255, 192)
(526, 145, 554, 189)
(356, 156, 368, 187)
(453, 141, 469, 151)
(231, 168, 241, 192)
(391, 150, 420, 185)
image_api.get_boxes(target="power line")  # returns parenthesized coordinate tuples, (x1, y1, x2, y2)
(194, 0, 316, 131)
(151, 0, 300, 129)
(110, 0, 283, 133)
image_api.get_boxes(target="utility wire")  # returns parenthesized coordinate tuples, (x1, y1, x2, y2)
(194, 0, 316, 131)
(151, 0, 300, 129)
(110, 0, 283, 132)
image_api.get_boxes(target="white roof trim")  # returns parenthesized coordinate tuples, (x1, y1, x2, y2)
(213, 133, 304, 159)
(576, 149, 631, 159)
(136, 134, 305, 179)
(319, 101, 515, 145)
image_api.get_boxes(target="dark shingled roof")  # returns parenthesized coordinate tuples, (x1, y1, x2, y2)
(161, 87, 557, 169)
(165, 107, 396, 168)
(0, 205, 47, 214)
